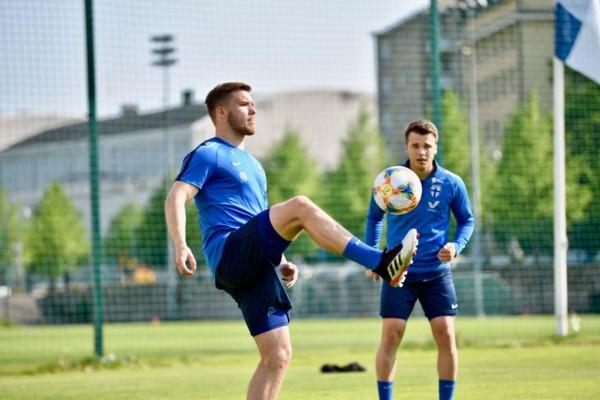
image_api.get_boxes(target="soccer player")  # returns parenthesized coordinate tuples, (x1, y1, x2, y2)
(365, 119, 474, 400)
(164, 82, 418, 400)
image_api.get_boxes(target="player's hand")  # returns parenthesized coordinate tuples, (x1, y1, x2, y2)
(279, 262, 299, 288)
(365, 269, 381, 282)
(175, 245, 197, 276)
(437, 243, 457, 263)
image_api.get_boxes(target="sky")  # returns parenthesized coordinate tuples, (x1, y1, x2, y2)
(0, 0, 427, 118)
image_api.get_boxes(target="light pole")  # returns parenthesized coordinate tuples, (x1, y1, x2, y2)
(149, 34, 177, 176)
(458, 0, 487, 317)
(150, 34, 178, 320)
(150, 34, 177, 108)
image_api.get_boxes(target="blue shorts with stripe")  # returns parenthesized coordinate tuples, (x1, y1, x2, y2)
(215, 209, 292, 336)
(380, 269, 458, 320)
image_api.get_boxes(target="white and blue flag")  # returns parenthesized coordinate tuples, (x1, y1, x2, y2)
(555, 0, 600, 84)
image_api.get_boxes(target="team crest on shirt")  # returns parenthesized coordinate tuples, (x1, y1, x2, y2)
(430, 177, 443, 198)
(239, 171, 248, 182)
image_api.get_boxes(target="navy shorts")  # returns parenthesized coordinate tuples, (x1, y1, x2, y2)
(380, 269, 458, 321)
(215, 209, 292, 336)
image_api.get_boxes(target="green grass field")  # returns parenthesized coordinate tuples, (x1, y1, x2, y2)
(1, 316, 600, 399)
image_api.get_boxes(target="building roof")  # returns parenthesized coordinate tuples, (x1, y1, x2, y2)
(0, 114, 83, 152)
(372, 5, 428, 36)
(373, 0, 503, 37)
(4, 103, 207, 151)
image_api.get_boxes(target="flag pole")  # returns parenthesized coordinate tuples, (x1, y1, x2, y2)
(553, 55, 568, 337)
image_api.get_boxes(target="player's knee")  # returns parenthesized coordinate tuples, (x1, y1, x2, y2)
(433, 326, 455, 350)
(289, 195, 314, 210)
(288, 195, 317, 219)
(281, 345, 293, 367)
(381, 327, 404, 348)
(262, 345, 292, 371)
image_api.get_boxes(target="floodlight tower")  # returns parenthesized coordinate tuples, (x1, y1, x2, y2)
(458, 0, 488, 317)
(150, 34, 178, 320)
(150, 34, 177, 109)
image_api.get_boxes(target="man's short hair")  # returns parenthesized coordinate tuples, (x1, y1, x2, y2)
(205, 82, 252, 122)
(404, 119, 439, 142)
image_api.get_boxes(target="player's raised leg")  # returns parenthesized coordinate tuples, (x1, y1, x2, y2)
(247, 326, 292, 400)
(269, 195, 353, 254)
(268, 196, 416, 286)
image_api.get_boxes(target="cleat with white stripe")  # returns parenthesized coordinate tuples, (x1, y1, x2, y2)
(372, 229, 418, 288)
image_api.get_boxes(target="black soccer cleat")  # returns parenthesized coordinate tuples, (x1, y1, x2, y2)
(372, 229, 418, 288)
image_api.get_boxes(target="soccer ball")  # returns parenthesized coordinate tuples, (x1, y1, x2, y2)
(372, 166, 422, 214)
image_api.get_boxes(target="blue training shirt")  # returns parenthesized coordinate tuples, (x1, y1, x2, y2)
(365, 161, 474, 273)
(176, 136, 268, 276)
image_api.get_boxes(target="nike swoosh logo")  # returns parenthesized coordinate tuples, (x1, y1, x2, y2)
(451, 304, 458, 309)
(232, 161, 242, 166)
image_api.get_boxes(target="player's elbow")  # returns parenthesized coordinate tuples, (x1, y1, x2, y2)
(458, 216, 475, 229)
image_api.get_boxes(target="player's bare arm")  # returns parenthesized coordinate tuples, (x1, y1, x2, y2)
(165, 181, 199, 276)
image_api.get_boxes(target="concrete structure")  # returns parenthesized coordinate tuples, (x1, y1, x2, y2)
(0, 113, 82, 151)
(374, 0, 553, 155)
(0, 91, 205, 231)
(0, 89, 375, 232)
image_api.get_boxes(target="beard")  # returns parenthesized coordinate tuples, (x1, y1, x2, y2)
(227, 113, 255, 136)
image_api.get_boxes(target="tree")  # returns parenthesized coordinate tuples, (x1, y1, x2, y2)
(263, 129, 320, 203)
(488, 92, 555, 254)
(24, 182, 89, 288)
(104, 203, 143, 267)
(136, 178, 205, 269)
(565, 68, 600, 257)
(440, 90, 471, 189)
(320, 110, 385, 246)
(262, 129, 321, 260)
(136, 180, 169, 268)
(0, 188, 21, 285)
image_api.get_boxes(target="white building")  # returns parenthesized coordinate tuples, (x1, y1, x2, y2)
(0, 113, 82, 151)
(0, 89, 376, 231)
(0, 91, 204, 230)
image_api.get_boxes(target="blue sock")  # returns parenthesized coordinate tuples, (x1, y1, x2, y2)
(342, 236, 382, 269)
(377, 381, 393, 400)
(439, 379, 456, 400)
